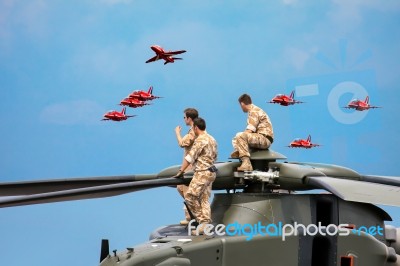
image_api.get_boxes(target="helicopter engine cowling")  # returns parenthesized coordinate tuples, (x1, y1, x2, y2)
(386, 225, 400, 255)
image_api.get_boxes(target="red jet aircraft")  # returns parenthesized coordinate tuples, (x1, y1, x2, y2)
(120, 97, 150, 108)
(128, 86, 161, 101)
(101, 107, 135, 121)
(288, 135, 321, 149)
(269, 90, 304, 106)
(145, 45, 186, 65)
(343, 96, 381, 111)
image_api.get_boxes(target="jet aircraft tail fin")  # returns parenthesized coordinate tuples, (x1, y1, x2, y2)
(290, 90, 295, 99)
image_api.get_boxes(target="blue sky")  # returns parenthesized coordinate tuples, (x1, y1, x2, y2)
(1, 0, 399, 265)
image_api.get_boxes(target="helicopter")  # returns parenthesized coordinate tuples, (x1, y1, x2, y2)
(0, 149, 399, 266)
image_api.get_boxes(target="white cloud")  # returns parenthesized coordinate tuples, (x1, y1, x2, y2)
(284, 46, 311, 71)
(67, 42, 142, 83)
(0, 0, 49, 53)
(17, 0, 48, 37)
(328, 0, 400, 32)
(0, 0, 15, 51)
(39, 100, 105, 125)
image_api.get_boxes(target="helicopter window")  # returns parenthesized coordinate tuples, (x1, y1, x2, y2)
(315, 197, 335, 226)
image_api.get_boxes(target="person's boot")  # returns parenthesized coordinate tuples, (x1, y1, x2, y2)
(191, 223, 208, 235)
(180, 219, 190, 225)
(230, 150, 240, 159)
(237, 157, 253, 171)
(179, 207, 191, 225)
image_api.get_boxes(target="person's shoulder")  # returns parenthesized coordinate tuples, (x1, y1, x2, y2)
(206, 133, 217, 143)
(194, 133, 206, 142)
(249, 104, 262, 113)
(253, 104, 267, 114)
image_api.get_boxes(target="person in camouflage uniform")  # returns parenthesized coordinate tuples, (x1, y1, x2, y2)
(175, 108, 198, 225)
(231, 93, 274, 171)
(174, 117, 218, 235)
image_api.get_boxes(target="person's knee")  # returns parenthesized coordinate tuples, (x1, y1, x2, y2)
(185, 192, 198, 204)
(236, 131, 249, 141)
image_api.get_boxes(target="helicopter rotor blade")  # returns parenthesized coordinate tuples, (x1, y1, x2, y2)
(0, 161, 242, 209)
(266, 162, 400, 207)
(307, 176, 400, 207)
(0, 174, 159, 196)
(0, 163, 189, 197)
(360, 175, 400, 187)
(0, 177, 187, 208)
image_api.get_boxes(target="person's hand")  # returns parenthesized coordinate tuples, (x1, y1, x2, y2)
(172, 169, 185, 178)
(175, 126, 182, 135)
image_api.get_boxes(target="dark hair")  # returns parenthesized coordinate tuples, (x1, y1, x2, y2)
(193, 117, 206, 131)
(238, 94, 252, 105)
(184, 108, 199, 120)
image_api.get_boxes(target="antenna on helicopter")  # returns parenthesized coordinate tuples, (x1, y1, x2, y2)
(100, 239, 110, 263)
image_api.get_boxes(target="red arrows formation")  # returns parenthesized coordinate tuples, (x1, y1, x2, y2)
(101, 45, 185, 122)
(101, 86, 162, 121)
(268, 90, 381, 148)
(101, 45, 381, 150)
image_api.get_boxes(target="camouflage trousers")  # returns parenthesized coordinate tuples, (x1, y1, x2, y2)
(177, 185, 191, 220)
(184, 170, 216, 224)
(232, 132, 271, 158)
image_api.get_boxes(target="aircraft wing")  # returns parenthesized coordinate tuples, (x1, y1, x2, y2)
(164, 50, 186, 56)
(146, 55, 158, 63)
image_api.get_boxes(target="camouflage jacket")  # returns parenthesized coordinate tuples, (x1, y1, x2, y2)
(185, 132, 218, 172)
(179, 127, 196, 157)
(246, 104, 274, 139)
